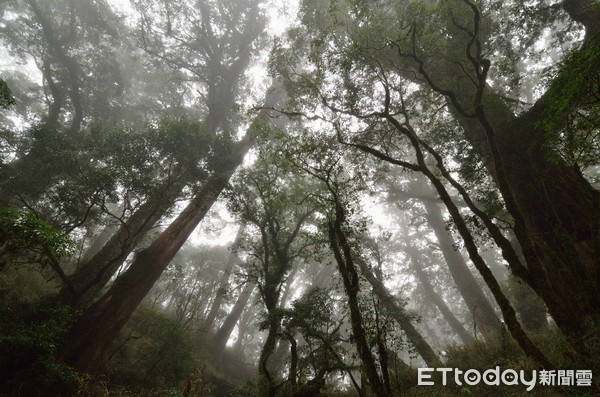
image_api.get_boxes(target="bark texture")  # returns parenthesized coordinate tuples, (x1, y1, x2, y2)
(59, 133, 254, 373)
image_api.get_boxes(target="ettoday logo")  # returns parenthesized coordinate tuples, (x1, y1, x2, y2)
(417, 367, 593, 391)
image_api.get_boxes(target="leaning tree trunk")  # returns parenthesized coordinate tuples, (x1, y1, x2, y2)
(233, 299, 255, 353)
(58, 169, 189, 306)
(59, 133, 255, 374)
(422, 200, 502, 341)
(406, 246, 476, 344)
(212, 281, 255, 364)
(57, 82, 283, 373)
(438, 0, 600, 347)
(448, 80, 600, 348)
(356, 257, 443, 367)
(202, 222, 246, 332)
(327, 203, 387, 397)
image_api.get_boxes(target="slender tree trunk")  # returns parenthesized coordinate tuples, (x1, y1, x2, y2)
(202, 223, 246, 332)
(287, 334, 298, 387)
(233, 301, 255, 353)
(356, 257, 443, 367)
(350, 110, 555, 368)
(258, 318, 279, 397)
(422, 200, 502, 341)
(212, 281, 255, 363)
(411, 144, 555, 369)
(406, 247, 476, 344)
(327, 204, 386, 397)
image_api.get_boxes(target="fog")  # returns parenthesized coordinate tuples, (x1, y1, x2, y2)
(0, 0, 598, 396)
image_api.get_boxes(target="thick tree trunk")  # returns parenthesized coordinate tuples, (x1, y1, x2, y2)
(422, 200, 502, 341)
(58, 171, 189, 306)
(447, 2, 600, 347)
(451, 84, 600, 347)
(212, 281, 255, 363)
(498, 104, 599, 342)
(406, 247, 476, 344)
(59, 133, 254, 374)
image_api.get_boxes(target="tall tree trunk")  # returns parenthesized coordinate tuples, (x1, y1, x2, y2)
(202, 223, 246, 332)
(57, 80, 283, 373)
(212, 281, 255, 363)
(349, 110, 555, 368)
(406, 247, 476, 344)
(422, 200, 502, 341)
(355, 257, 443, 367)
(59, 131, 255, 373)
(439, 1, 600, 348)
(233, 298, 255, 353)
(58, 170, 189, 306)
(327, 204, 386, 397)
(27, 0, 83, 135)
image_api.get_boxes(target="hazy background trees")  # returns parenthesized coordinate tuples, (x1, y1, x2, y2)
(0, 0, 598, 396)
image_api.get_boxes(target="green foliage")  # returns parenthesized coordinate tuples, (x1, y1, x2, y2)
(0, 118, 223, 236)
(0, 303, 81, 396)
(540, 38, 600, 169)
(0, 78, 15, 109)
(0, 207, 74, 269)
(106, 305, 195, 391)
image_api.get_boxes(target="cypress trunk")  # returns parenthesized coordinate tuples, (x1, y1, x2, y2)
(58, 171, 189, 306)
(59, 135, 254, 373)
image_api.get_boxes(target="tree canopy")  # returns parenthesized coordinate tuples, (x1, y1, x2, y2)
(0, 0, 598, 396)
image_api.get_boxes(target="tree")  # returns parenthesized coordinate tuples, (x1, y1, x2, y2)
(212, 280, 256, 364)
(0, 79, 15, 109)
(202, 222, 246, 332)
(272, 0, 595, 359)
(226, 154, 320, 397)
(57, 0, 271, 377)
